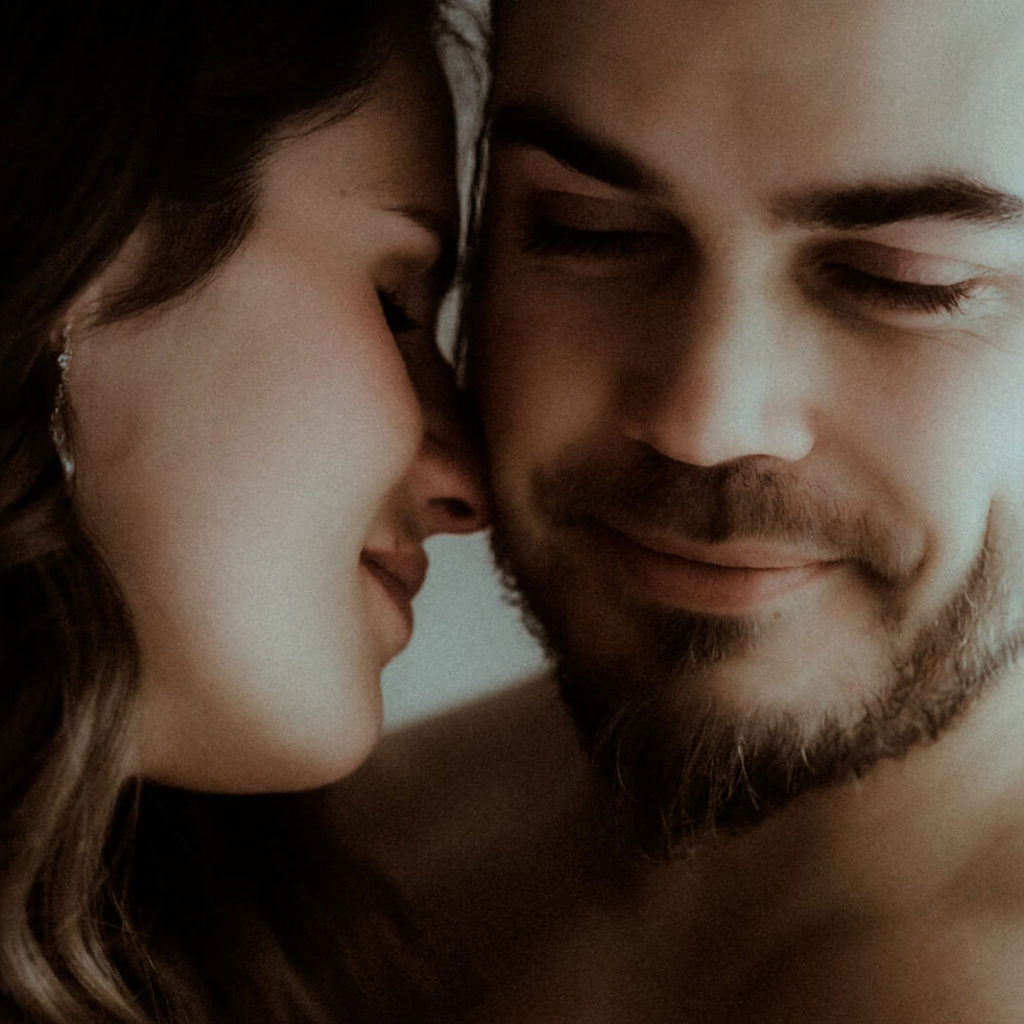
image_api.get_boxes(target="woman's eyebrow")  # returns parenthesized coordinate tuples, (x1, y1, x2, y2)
(491, 103, 1024, 236)
(388, 202, 457, 242)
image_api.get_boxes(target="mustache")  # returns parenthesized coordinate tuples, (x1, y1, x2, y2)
(531, 447, 918, 584)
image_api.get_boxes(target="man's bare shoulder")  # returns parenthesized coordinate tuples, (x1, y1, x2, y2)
(736, 910, 1024, 1024)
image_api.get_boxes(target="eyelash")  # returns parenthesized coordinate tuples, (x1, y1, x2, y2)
(522, 219, 668, 259)
(824, 264, 976, 315)
(521, 218, 980, 319)
(378, 290, 419, 333)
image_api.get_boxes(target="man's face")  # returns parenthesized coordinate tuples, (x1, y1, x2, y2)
(469, 0, 1024, 852)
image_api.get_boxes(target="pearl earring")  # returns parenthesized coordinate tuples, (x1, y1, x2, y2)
(50, 323, 75, 479)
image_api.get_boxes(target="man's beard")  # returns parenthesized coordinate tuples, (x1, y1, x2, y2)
(490, 446, 1024, 858)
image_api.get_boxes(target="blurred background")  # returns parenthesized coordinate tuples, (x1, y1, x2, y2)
(381, 533, 545, 726)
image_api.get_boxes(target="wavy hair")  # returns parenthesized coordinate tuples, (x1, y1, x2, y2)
(0, 2, 461, 1020)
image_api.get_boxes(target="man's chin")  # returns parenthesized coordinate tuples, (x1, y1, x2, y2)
(528, 578, 1012, 860)
(556, 642, 1011, 861)
(490, 499, 1019, 859)
(553, 654, 835, 857)
(491, 528, 859, 854)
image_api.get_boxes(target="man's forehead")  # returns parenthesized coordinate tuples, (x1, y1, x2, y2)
(494, 0, 1024, 68)
(492, 0, 1024, 209)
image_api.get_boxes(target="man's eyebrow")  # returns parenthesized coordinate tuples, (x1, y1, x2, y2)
(487, 105, 1024, 234)
(772, 175, 1024, 230)
(488, 102, 671, 198)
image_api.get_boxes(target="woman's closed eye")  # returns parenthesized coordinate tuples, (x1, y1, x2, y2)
(378, 289, 422, 334)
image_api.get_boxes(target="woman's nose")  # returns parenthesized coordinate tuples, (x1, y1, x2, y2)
(406, 423, 488, 537)
(405, 352, 489, 538)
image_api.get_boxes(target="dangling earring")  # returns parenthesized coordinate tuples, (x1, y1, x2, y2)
(50, 322, 75, 479)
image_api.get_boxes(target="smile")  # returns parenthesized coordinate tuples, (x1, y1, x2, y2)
(594, 522, 839, 614)
(360, 546, 429, 652)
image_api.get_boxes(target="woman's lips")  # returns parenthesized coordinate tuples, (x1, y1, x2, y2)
(360, 546, 429, 652)
(595, 523, 838, 614)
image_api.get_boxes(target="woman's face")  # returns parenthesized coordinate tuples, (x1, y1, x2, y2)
(68, 46, 485, 791)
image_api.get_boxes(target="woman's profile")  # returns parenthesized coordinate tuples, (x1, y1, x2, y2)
(1, 1, 484, 1020)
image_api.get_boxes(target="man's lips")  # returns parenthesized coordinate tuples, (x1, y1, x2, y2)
(611, 526, 838, 569)
(593, 522, 839, 613)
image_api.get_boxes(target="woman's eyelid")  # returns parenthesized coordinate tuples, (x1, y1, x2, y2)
(376, 276, 443, 336)
(377, 245, 453, 323)
(377, 201, 457, 291)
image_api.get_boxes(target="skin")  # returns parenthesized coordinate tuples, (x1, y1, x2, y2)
(474, 0, 1024, 746)
(67, 45, 486, 793)
(335, 1, 1024, 1020)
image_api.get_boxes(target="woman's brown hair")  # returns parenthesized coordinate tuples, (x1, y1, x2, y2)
(0, 2, 461, 1019)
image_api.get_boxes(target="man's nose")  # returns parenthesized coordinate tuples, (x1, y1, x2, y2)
(404, 350, 489, 539)
(619, 278, 816, 467)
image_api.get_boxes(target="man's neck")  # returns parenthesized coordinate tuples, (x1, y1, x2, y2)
(340, 668, 1024, 1021)
(637, 662, 1024, 944)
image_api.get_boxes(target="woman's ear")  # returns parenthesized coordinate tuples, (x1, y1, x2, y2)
(47, 234, 125, 480)
(52, 275, 106, 354)
(56, 221, 151, 343)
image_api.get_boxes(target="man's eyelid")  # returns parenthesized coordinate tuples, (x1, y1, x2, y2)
(527, 188, 679, 236)
(807, 239, 999, 290)
(822, 235, 1004, 279)
(505, 144, 649, 204)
